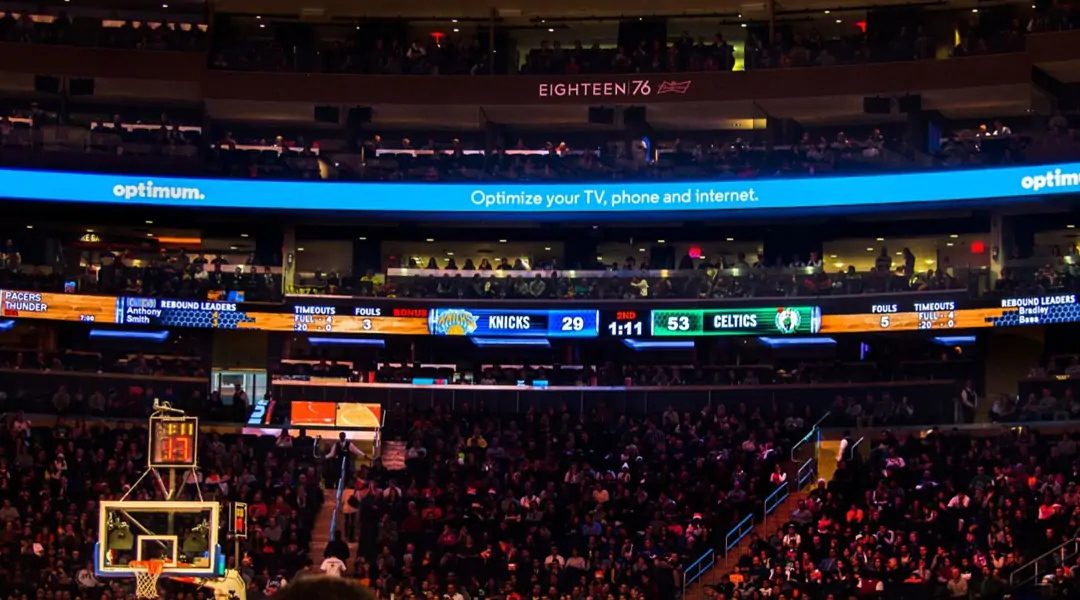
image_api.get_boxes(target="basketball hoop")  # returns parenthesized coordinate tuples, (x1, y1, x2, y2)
(129, 559, 166, 599)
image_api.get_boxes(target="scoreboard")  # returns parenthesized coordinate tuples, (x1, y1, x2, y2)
(148, 415, 199, 468)
(3, 287, 1079, 339)
(650, 307, 820, 336)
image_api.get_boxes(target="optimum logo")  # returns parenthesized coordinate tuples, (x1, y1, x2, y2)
(112, 180, 206, 201)
(1020, 168, 1080, 192)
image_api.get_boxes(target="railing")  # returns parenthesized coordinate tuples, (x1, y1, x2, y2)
(791, 412, 829, 492)
(724, 514, 755, 556)
(681, 549, 715, 600)
(372, 404, 387, 460)
(791, 411, 830, 462)
(328, 454, 349, 537)
(846, 436, 865, 462)
(1009, 538, 1080, 588)
(796, 458, 817, 491)
(763, 482, 790, 530)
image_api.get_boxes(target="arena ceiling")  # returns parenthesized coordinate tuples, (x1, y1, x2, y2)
(210, 0, 994, 20)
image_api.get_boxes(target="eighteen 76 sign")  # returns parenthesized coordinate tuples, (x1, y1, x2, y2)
(537, 79, 692, 99)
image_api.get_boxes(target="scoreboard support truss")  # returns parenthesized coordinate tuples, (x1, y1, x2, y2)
(119, 400, 204, 503)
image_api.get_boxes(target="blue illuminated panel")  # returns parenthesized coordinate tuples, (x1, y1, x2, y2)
(1, 161, 1079, 215)
(428, 308, 598, 337)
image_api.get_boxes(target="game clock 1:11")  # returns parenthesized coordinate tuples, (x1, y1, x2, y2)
(606, 311, 645, 336)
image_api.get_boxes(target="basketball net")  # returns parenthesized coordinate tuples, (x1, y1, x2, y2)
(129, 560, 166, 599)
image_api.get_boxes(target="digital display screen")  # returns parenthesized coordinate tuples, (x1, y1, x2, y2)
(149, 416, 199, 468)
(427, 308, 598, 337)
(650, 307, 821, 336)
(285, 401, 382, 428)
(818, 295, 1079, 332)
(232, 503, 248, 538)
(603, 310, 649, 337)
(290, 401, 337, 426)
(3, 288, 1078, 338)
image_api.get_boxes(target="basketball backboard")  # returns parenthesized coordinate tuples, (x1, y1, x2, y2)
(95, 500, 224, 578)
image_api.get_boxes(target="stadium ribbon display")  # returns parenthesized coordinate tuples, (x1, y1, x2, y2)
(2, 289, 1076, 337)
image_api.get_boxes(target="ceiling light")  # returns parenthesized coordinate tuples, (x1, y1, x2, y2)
(544, 246, 551, 251)
(548, 28, 554, 32)
(240, 233, 249, 238)
(829, 255, 837, 258)
(259, 24, 265, 28)
(297, 247, 305, 252)
(499, 239, 508, 243)
(596, 255, 603, 261)
(447, 252, 455, 256)
(740, 23, 747, 27)
(896, 252, 902, 255)
(972, 8, 978, 12)
(949, 234, 959, 238)
(638, 248, 646, 252)
(657, 239, 665, 244)
(147, 233, 154, 237)
(229, 245, 237, 250)
(726, 237, 734, 241)
(145, 220, 153, 224)
(426, 238, 434, 242)
(256, 15, 261, 19)
(1068, 225, 1076, 229)
(824, 9, 830, 14)
(876, 237, 884, 241)
(162, 3, 168, 7)
(359, 236, 367, 240)
(452, 19, 458, 23)
(453, 28, 459, 32)
(86, 229, 94, 233)
(836, 18, 842, 23)
(947, 242, 954, 247)
(26, 225, 33, 229)
(866, 247, 874, 252)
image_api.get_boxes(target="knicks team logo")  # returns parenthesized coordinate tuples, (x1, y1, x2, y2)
(432, 309, 479, 335)
(775, 308, 801, 335)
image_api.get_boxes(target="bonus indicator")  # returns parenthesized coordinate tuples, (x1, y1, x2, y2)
(650, 307, 820, 336)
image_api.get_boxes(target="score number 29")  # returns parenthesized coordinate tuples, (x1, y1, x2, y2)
(560, 316, 586, 331)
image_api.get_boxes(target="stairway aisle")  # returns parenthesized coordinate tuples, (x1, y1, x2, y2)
(683, 448, 846, 600)
(307, 492, 340, 566)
